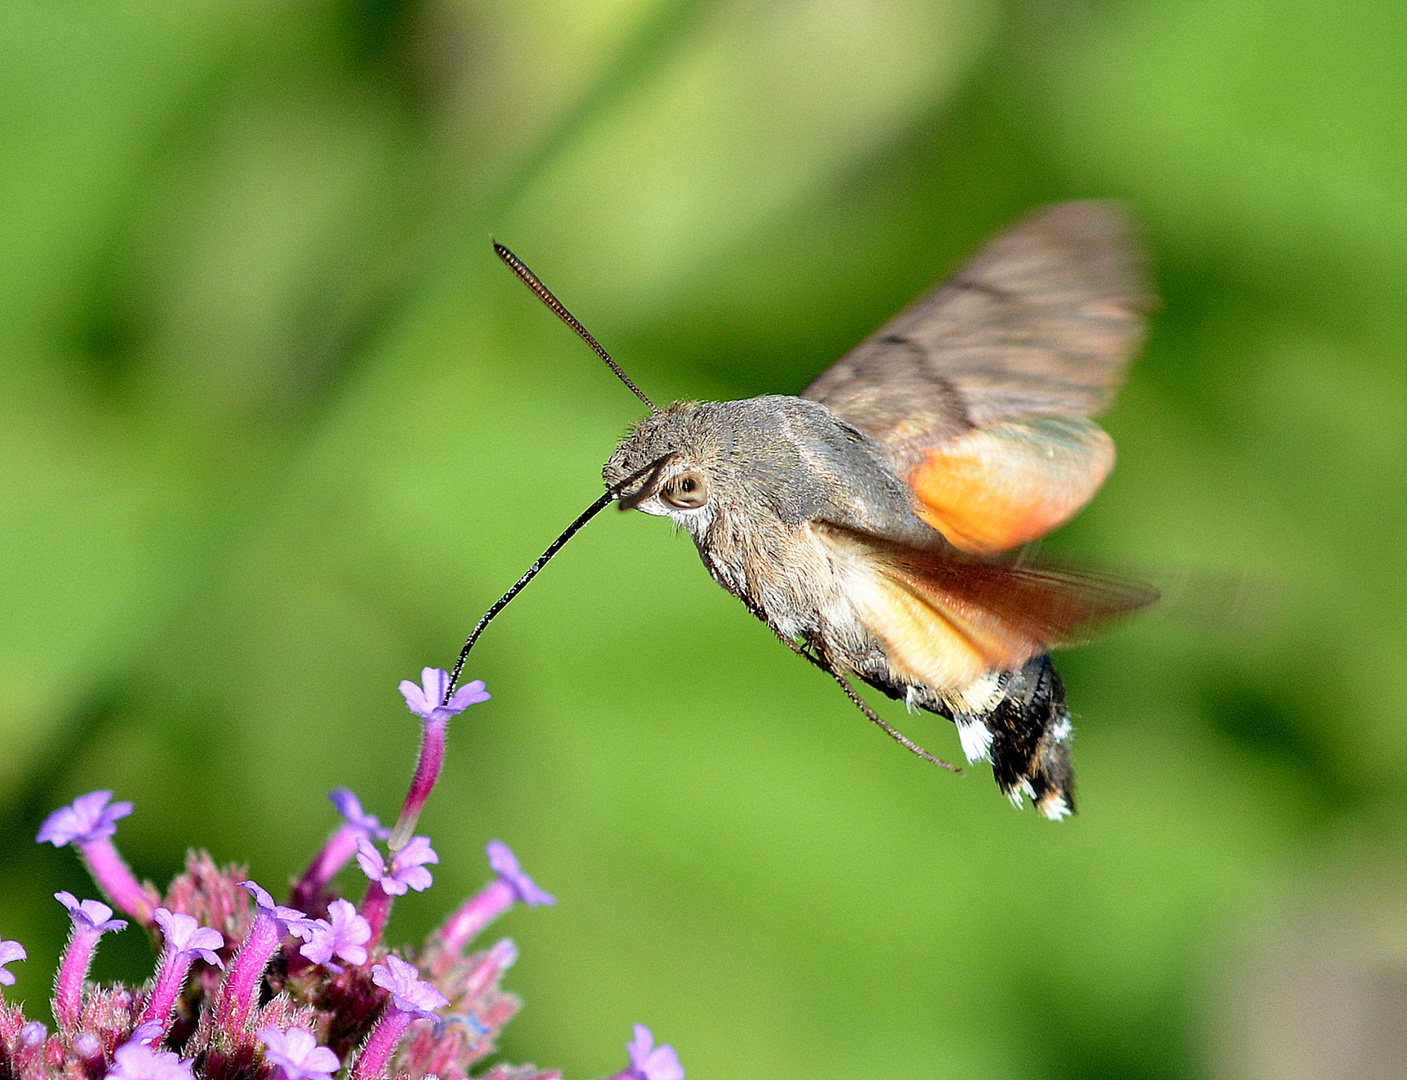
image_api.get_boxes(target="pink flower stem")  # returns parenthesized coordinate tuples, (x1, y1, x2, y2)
(459, 939, 518, 997)
(218, 914, 281, 1037)
(290, 822, 360, 912)
(54, 925, 102, 1029)
(352, 1008, 415, 1080)
(140, 946, 197, 1031)
(76, 837, 156, 926)
(432, 879, 514, 970)
(360, 883, 394, 945)
(388, 716, 447, 852)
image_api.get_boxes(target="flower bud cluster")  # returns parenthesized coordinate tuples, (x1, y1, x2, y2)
(1, 670, 683, 1080)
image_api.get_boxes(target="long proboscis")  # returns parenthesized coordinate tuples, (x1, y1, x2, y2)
(444, 488, 616, 702)
(493, 242, 658, 414)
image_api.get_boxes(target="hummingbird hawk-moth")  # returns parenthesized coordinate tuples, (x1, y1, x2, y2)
(469, 201, 1157, 819)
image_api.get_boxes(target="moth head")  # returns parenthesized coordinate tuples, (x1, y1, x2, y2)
(603, 401, 729, 535)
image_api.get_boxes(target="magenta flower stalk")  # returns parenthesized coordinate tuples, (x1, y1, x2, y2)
(37, 792, 158, 926)
(0, 938, 25, 988)
(603, 1025, 685, 1080)
(355, 835, 437, 943)
(432, 841, 554, 974)
(140, 909, 225, 1034)
(351, 956, 449, 1080)
(459, 938, 518, 1000)
(52, 892, 128, 1030)
(217, 883, 308, 1038)
(258, 1026, 340, 1080)
(417, 1011, 493, 1078)
(290, 789, 391, 912)
(388, 668, 489, 851)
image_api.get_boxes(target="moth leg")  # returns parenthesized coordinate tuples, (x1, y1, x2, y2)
(761, 623, 960, 774)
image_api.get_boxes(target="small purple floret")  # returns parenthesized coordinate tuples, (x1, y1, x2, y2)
(329, 788, 392, 840)
(56, 891, 128, 934)
(627, 1025, 685, 1080)
(487, 840, 555, 907)
(400, 667, 490, 721)
(107, 1041, 196, 1080)
(127, 1021, 165, 1046)
(154, 909, 224, 967)
(259, 1026, 341, 1080)
(239, 882, 309, 933)
(37, 791, 133, 846)
(299, 899, 371, 970)
(371, 955, 449, 1018)
(357, 836, 437, 896)
(0, 939, 25, 986)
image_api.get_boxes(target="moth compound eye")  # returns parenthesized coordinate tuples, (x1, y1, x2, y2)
(662, 471, 709, 509)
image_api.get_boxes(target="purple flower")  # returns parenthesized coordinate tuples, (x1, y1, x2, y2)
(126, 1021, 165, 1045)
(299, 899, 371, 969)
(37, 794, 155, 925)
(154, 909, 224, 967)
(56, 891, 128, 934)
(53, 893, 127, 1027)
(330, 788, 392, 840)
(399, 667, 490, 722)
(239, 882, 310, 933)
(0, 939, 25, 986)
(357, 836, 437, 896)
(387, 670, 490, 852)
(371, 955, 449, 1018)
(627, 1025, 685, 1080)
(107, 1041, 196, 1080)
(487, 840, 555, 907)
(259, 1026, 341, 1080)
(37, 791, 133, 846)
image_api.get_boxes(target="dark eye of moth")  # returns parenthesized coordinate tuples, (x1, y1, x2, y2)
(662, 471, 709, 509)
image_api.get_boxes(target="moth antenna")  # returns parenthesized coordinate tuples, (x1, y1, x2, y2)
(444, 488, 615, 702)
(493, 241, 658, 414)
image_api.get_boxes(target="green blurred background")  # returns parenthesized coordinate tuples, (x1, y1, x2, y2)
(3, 1, 1406, 1077)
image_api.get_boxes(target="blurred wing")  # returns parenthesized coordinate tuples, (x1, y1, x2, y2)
(803, 201, 1153, 554)
(816, 523, 1158, 690)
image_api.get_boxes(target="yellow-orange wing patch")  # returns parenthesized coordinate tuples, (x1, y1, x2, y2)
(817, 523, 1157, 691)
(907, 417, 1116, 555)
(801, 202, 1151, 555)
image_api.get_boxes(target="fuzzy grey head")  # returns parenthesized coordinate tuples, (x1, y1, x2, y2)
(602, 395, 940, 549)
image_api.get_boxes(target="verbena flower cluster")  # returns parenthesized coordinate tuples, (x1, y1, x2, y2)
(0, 669, 683, 1080)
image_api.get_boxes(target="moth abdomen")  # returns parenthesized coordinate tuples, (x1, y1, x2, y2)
(983, 654, 1075, 819)
(851, 653, 1075, 819)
